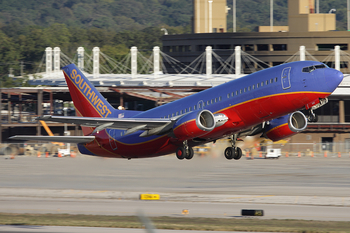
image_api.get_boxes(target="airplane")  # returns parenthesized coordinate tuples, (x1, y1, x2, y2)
(11, 61, 343, 160)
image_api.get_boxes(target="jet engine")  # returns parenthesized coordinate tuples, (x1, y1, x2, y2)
(264, 111, 308, 141)
(173, 110, 215, 140)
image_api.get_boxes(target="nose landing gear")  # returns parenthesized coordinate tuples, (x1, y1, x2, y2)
(307, 109, 318, 122)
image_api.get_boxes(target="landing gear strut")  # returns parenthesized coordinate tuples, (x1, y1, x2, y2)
(307, 109, 318, 122)
(224, 134, 242, 160)
(176, 140, 194, 160)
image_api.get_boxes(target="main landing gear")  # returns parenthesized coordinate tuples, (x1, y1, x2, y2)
(176, 140, 194, 160)
(224, 134, 242, 160)
(307, 109, 318, 123)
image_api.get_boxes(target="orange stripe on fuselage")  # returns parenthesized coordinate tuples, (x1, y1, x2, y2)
(266, 123, 288, 135)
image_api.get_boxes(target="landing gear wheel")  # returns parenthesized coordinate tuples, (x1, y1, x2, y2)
(308, 114, 318, 123)
(176, 147, 186, 160)
(224, 147, 234, 160)
(185, 147, 194, 160)
(233, 147, 242, 160)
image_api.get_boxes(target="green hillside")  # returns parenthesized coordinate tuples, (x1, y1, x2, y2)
(0, 0, 348, 86)
(0, 0, 347, 32)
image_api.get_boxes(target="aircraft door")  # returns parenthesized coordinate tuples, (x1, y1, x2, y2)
(281, 67, 291, 90)
(197, 100, 204, 110)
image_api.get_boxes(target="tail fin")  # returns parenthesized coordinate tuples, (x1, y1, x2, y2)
(62, 64, 115, 118)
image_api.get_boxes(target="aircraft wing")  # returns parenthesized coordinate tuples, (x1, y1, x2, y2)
(9, 136, 95, 143)
(37, 115, 174, 137)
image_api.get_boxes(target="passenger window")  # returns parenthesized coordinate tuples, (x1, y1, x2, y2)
(189, 107, 192, 111)
(257, 83, 259, 88)
(207, 100, 210, 105)
(176, 112, 178, 115)
(236, 90, 239, 95)
(240, 89, 242, 94)
(194, 105, 196, 110)
(270, 79, 273, 83)
(252, 85, 255, 90)
(261, 82, 264, 87)
(219, 96, 222, 101)
(231, 92, 234, 97)
(275, 77, 278, 82)
(227, 93, 230, 98)
(244, 88, 246, 92)
(180, 110, 183, 114)
(172, 113, 175, 117)
(266, 80, 268, 85)
(248, 86, 251, 91)
(215, 98, 217, 102)
(203, 102, 206, 107)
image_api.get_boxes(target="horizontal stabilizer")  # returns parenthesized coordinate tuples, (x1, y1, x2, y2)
(37, 115, 172, 131)
(9, 136, 95, 143)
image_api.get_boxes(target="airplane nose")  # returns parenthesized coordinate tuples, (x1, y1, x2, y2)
(325, 69, 343, 91)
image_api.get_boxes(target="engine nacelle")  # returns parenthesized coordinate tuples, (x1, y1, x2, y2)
(173, 110, 215, 140)
(264, 111, 308, 142)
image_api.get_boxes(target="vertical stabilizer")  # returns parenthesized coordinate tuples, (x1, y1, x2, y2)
(62, 64, 114, 119)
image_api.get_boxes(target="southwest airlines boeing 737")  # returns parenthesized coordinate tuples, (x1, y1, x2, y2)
(11, 61, 343, 160)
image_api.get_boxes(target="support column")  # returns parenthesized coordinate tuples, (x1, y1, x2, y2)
(206, 46, 212, 78)
(335, 45, 340, 71)
(77, 47, 85, 71)
(36, 90, 43, 136)
(53, 47, 60, 72)
(339, 100, 345, 123)
(300, 45, 305, 61)
(93, 47, 100, 78)
(50, 92, 53, 115)
(45, 47, 52, 76)
(7, 93, 11, 124)
(153, 46, 160, 78)
(119, 93, 124, 110)
(19, 94, 22, 122)
(235, 46, 241, 77)
(131, 46, 137, 79)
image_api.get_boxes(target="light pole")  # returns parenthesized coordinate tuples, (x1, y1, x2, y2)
(233, 0, 236, 32)
(270, 0, 273, 32)
(348, 0, 350, 31)
(208, 1, 213, 33)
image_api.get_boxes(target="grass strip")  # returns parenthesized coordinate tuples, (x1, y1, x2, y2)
(0, 213, 349, 232)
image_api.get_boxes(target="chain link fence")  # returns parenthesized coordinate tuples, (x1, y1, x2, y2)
(0, 142, 78, 156)
(1, 141, 349, 158)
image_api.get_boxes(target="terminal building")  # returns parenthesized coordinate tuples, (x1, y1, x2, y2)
(163, 0, 348, 73)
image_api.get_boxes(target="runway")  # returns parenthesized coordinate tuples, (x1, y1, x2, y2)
(0, 155, 350, 225)
(0, 225, 269, 233)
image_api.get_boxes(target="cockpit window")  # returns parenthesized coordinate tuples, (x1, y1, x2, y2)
(314, 64, 327, 69)
(302, 64, 327, 73)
